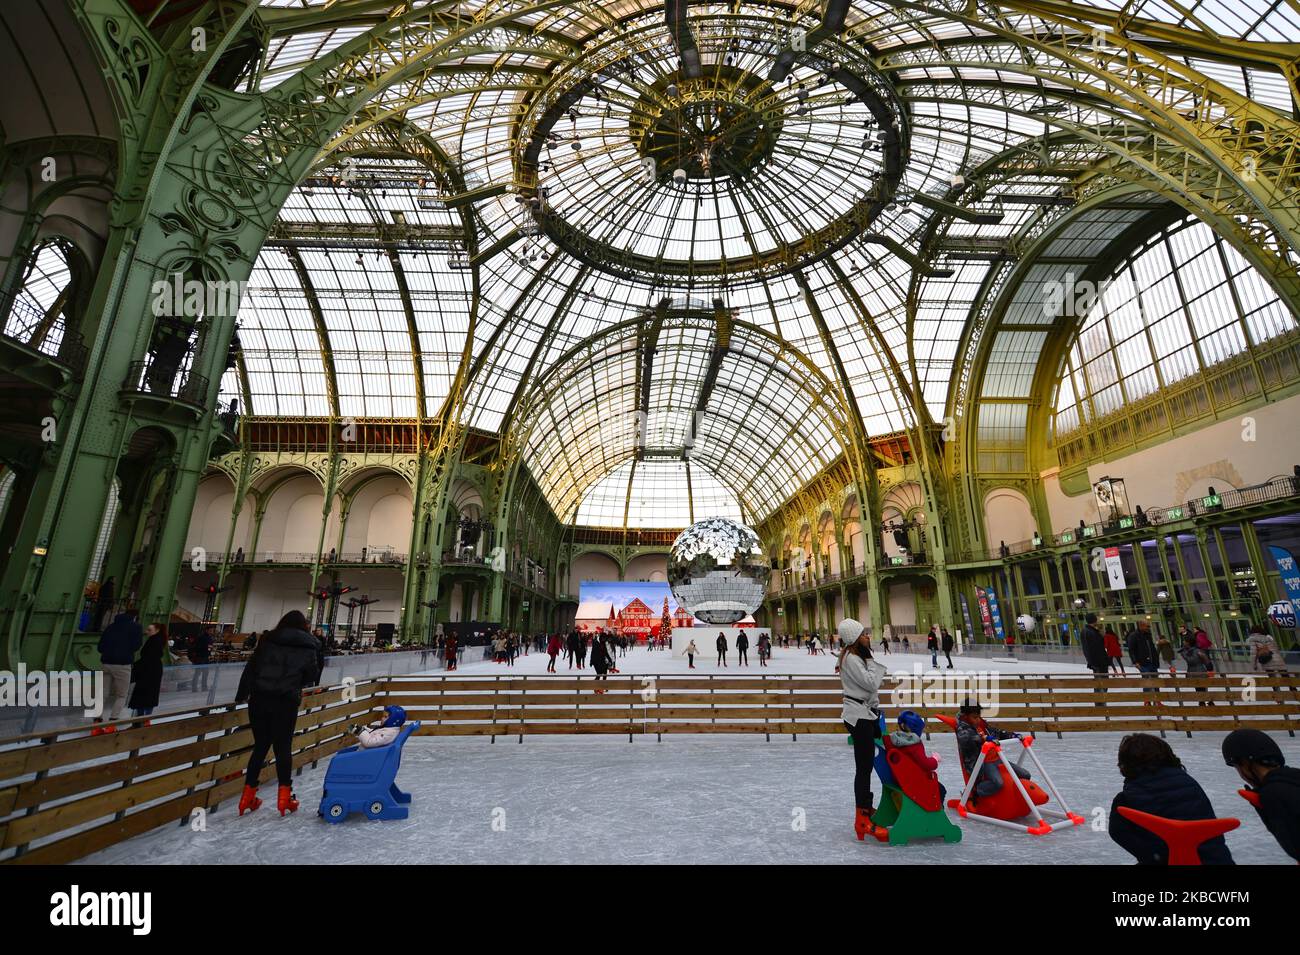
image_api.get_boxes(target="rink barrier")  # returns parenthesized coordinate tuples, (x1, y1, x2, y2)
(375, 671, 1300, 741)
(0, 682, 384, 865)
(0, 671, 1295, 863)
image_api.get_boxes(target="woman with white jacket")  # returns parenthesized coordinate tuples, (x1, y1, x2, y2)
(837, 618, 888, 841)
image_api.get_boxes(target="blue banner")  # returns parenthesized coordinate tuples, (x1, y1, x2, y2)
(986, 589, 1007, 643)
(1268, 546, 1300, 618)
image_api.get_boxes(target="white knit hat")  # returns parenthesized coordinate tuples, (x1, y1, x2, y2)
(837, 618, 865, 645)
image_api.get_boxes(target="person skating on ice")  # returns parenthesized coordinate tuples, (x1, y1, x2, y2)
(955, 698, 1033, 798)
(566, 628, 581, 669)
(716, 631, 728, 667)
(940, 627, 954, 668)
(590, 633, 610, 693)
(757, 631, 770, 666)
(927, 627, 939, 668)
(547, 632, 561, 672)
(736, 629, 749, 665)
(878, 634, 890, 654)
(1223, 729, 1300, 862)
(235, 610, 320, 817)
(837, 618, 888, 841)
(685, 638, 698, 669)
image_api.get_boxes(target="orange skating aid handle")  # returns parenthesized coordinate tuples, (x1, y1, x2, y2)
(1114, 806, 1240, 866)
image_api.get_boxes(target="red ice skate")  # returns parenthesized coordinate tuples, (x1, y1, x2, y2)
(855, 808, 888, 842)
(239, 785, 262, 815)
(277, 785, 299, 816)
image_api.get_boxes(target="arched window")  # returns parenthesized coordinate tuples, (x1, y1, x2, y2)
(3, 238, 80, 358)
(1053, 217, 1296, 437)
(0, 471, 15, 528)
(87, 480, 121, 585)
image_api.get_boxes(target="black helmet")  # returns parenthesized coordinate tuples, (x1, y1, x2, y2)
(1222, 729, 1285, 768)
(959, 698, 982, 715)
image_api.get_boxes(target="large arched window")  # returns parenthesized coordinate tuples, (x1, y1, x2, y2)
(2, 238, 80, 358)
(1052, 217, 1296, 437)
(575, 459, 742, 528)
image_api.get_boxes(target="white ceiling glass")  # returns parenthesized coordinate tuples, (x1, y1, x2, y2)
(1053, 216, 1296, 436)
(226, 0, 1300, 525)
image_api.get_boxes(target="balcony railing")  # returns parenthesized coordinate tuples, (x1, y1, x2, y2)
(984, 474, 1300, 560)
(123, 359, 209, 406)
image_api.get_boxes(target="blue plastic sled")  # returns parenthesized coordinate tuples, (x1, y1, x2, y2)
(318, 721, 421, 823)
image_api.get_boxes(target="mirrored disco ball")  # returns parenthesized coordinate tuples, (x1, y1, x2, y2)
(1016, 613, 1036, 634)
(669, 518, 771, 625)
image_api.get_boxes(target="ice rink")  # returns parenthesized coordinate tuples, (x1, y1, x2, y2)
(439, 643, 1092, 677)
(81, 728, 1298, 866)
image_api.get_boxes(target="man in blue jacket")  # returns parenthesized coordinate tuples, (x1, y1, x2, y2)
(97, 612, 142, 727)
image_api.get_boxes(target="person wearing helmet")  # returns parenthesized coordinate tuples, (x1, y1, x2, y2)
(837, 618, 888, 841)
(350, 704, 407, 749)
(1223, 729, 1300, 862)
(888, 710, 947, 804)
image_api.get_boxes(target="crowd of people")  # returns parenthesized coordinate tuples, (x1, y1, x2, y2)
(1079, 615, 1290, 705)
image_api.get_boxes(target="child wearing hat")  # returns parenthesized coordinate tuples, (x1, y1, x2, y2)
(955, 698, 1033, 797)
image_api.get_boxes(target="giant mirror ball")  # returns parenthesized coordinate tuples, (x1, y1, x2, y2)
(668, 518, 771, 625)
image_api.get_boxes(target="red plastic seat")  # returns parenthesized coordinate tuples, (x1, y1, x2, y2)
(883, 736, 942, 812)
(938, 714, 1048, 820)
(1114, 805, 1239, 865)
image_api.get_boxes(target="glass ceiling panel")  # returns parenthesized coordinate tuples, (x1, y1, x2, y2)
(236, 0, 1297, 524)
(575, 459, 743, 528)
(1053, 215, 1297, 437)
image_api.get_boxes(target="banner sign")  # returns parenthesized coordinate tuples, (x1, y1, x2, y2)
(959, 593, 975, 645)
(1104, 546, 1127, 591)
(1268, 547, 1300, 627)
(975, 586, 993, 639)
(975, 586, 1006, 642)
(986, 588, 1007, 643)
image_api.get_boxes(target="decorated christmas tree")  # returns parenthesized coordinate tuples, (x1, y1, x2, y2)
(661, 596, 672, 640)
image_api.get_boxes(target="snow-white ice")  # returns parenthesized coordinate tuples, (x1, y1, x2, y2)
(440, 644, 1091, 677)
(81, 729, 1298, 866)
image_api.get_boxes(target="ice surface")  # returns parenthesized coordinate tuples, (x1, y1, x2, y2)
(441, 644, 1091, 677)
(81, 730, 1299, 865)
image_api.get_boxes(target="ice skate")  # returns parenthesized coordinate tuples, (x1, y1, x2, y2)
(277, 785, 299, 816)
(239, 785, 262, 815)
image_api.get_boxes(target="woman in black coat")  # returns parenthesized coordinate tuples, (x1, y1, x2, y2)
(590, 634, 610, 691)
(128, 623, 167, 717)
(1108, 733, 1233, 864)
(236, 610, 321, 817)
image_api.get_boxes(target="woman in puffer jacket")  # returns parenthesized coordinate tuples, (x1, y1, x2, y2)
(837, 618, 888, 841)
(236, 610, 321, 817)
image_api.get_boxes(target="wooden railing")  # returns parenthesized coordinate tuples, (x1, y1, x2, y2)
(382, 672, 1299, 740)
(0, 683, 383, 865)
(1, 672, 1295, 864)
